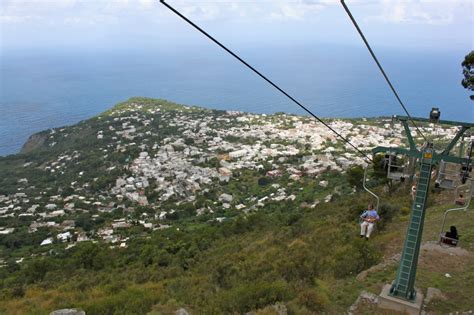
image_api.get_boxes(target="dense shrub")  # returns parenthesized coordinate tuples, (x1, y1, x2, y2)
(377, 204, 400, 230)
(347, 165, 364, 189)
(258, 177, 270, 186)
(218, 280, 292, 313)
(333, 240, 381, 278)
(82, 286, 162, 315)
(296, 284, 330, 312)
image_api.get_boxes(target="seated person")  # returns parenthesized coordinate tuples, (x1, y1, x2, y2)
(360, 204, 380, 240)
(443, 225, 459, 246)
(455, 194, 465, 206)
(411, 183, 417, 200)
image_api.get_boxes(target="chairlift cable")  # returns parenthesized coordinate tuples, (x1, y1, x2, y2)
(159, 0, 374, 163)
(340, 0, 428, 143)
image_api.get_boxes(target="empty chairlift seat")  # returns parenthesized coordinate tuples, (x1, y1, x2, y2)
(385, 153, 409, 181)
(436, 161, 461, 189)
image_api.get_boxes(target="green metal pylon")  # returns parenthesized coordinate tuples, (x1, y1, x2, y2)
(389, 144, 434, 300)
(371, 116, 473, 305)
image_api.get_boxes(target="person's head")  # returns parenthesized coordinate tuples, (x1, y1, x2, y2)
(459, 194, 464, 198)
(368, 203, 374, 210)
(450, 226, 457, 234)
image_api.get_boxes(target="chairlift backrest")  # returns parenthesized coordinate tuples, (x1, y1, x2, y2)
(436, 160, 462, 189)
(386, 153, 408, 181)
(455, 184, 471, 202)
(439, 179, 473, 247)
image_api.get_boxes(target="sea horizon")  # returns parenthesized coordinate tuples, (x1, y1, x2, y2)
(1, 44, 473, 156)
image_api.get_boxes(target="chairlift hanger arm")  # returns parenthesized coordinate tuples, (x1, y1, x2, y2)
(400, 120, 416, 151)
(439, 179, 473, 243)
(363, 166, 380, 211)
(442, 126, 470, 156)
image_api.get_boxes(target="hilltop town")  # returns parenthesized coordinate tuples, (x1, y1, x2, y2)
(0, 98, 460, 267)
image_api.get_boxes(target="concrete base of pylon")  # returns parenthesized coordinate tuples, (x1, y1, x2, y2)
(378, 284, 423, 315)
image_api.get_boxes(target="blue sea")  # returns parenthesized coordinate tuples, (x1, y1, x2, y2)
(1, 44, 472, 156)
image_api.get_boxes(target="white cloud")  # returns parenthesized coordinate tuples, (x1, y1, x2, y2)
(367, 0, 467, 25)
(180, 3, 222, 21)
(269, 1, 326, 20)
(0, 14, 40, 23)
(0, 0, 469, 26)
(0, 0, 159, 25)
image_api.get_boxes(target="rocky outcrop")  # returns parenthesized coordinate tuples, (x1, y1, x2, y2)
(425, 287, 446, 304)
(348, 291, 379, 315)
(21, 132, 48, 153)
(50, 309, 85, 315)
(175, 309, 189, 315)
(246, 303, 288, 315)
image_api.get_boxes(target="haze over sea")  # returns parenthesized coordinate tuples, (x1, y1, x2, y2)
(0, 44, 472, 156)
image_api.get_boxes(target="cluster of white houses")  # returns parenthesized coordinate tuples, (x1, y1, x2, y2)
(0, 101, 465, 265)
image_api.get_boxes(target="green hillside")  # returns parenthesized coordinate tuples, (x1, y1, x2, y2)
(1, 189, 473, 314)
(0, 98, 472, 314)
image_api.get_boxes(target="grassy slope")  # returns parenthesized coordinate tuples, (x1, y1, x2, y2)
(356, 192, 474, 314)
(2, 185, 472, 314)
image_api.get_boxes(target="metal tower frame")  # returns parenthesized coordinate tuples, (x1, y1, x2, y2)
(372, 116, 473, 301)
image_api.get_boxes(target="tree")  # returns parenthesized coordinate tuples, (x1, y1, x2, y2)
(258, 177, 270, 186)
(72, 242, 107, 270)
(75, 214, 93, 231)
(461, 51, 474, 100)
(346, 166, 364, 189)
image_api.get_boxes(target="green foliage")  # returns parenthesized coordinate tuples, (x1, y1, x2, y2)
(377, 204, 400, 230)
(71, 243, 109, 270)
(23, 257, 57, 283)
(461, 51, 474, 100)
(333, 239, 381, 278)
(217, 279, 291, 313)
(75, 214, 93, 232)
(372, 154, 388, 180)
(0, 227, 49, 249)
(0, 190, 393, 313)
(82, 285, 163, 315)
(296, 282, 330, 312)
(258, 176, 270, 186)
(347, 165, 364, 189)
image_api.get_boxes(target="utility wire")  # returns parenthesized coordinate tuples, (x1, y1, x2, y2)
(340, 0, 428, 143)
(159, 0, 374, 163)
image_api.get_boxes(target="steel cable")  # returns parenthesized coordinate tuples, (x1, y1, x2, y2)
(159, 0, 374, 163)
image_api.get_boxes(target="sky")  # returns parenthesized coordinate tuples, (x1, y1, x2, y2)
(0, 0, 472, 54)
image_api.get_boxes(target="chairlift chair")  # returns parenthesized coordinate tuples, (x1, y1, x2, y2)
(461, 163, 473, 185)
(385, 153, 410, 182)
(429, 107, 441, 123)
(358, 165, 381, 225)
(439, 179, 473, 247)
(435, 160, 462, 189)
(460, 140, 474, 187)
